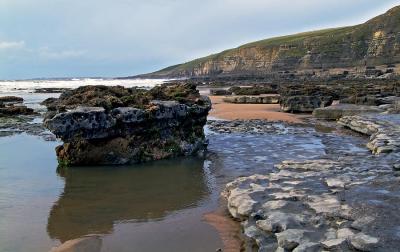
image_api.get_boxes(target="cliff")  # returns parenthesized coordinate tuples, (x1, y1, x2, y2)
(139, 6, 400, 79)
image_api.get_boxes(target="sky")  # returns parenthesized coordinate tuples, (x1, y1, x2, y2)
(0, 0, 399, 80)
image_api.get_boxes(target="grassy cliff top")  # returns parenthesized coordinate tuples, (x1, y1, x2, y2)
(143, 5, 400, 77)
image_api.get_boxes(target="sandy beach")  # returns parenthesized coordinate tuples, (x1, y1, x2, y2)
(208, 96, 307, 123)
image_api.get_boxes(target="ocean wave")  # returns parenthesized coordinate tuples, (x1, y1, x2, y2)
(0, 78, 168, 94)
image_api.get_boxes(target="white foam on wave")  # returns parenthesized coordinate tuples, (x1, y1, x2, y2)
(0, 78, 168, 94)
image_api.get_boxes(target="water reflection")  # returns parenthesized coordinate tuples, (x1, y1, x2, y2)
(47, 158, 210, 243)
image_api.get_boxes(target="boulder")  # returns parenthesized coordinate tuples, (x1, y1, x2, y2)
(256, 212, 303, 233)
(349, 233, 379, 251)
(44, 84, 212, 166)
(321, 238, 348, 250)
(280, 96, 333, 113)
(336, 228, 355, 239)
(276, 229, 308, 250)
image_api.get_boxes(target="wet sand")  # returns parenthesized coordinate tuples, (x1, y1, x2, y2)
(208, 96, 307, 123)
(203, 208, 242, 252)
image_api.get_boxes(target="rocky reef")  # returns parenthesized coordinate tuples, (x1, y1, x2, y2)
(0, 96, 35, 117)
(44, 84, 212, 166)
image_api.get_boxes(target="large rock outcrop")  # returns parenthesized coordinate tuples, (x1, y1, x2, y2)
(280, 96, 333, 113)
(44, 84, 212, 166)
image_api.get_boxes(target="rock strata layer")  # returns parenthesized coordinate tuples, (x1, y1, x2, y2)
(339, 114, 400, 154)
(44, 84, 212, 166)
(223, 95, 280, 104)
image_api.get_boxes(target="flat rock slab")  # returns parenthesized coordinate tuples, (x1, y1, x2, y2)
(313, 103, 383, 120)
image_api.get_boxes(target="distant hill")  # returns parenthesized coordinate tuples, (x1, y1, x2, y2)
(137, 5, 400, 79)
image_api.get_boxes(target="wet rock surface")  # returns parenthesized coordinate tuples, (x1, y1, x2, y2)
(339, 114, 400, 154)
(0, 95, 52, 139)
(207, 120, 307, 135)
(44, 84, 212, 166)
(0, 116, 54, 139)
(215, 116, 400, 251)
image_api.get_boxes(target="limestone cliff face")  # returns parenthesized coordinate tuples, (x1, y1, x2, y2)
(142, 6, 400, 78)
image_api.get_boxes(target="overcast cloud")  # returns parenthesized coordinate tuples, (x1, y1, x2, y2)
(0, 0, 399, 79)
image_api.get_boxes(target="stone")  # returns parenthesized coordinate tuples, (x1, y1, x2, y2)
(261, 200, 289, 212)
(44, 84, 212, 166)
(276, 229, 307, 250)
(227, 188, 258, 219)
(351, 216, 375, 231)
(349, 233, 379, 251)
(306, 194, 341, 215)
(292, 242, 320, 252)
(324, 228, 337, 240)
(336, 228, 355, 239)
(256, 212, 303, 233)
(325, 177, 349, 188)
(321, 238, 347, 250)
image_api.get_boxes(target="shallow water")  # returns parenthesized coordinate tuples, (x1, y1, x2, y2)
(0, 122, 370, 252)
(0, 134, 223, 252)
(0, 78, 165, 93)
(0, 80, 372, 251)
